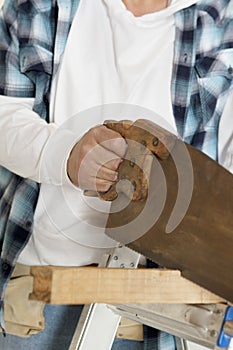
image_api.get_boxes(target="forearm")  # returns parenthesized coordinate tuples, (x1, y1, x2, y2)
(0, 95, 78, 184)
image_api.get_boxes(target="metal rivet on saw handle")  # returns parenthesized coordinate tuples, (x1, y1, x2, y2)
(130, 158, 135, 167)
(153, 137, 159, 147)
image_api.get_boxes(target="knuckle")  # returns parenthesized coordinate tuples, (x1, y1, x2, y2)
(92, 124, 104, 135)
(112, 158, 121, 170)
(113, 138, 127, 155)
(98, 183, 111, 193)
(112, 172, 118, 181)
(87, 126, 99, 139)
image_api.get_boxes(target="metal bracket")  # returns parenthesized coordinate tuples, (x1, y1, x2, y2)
(109, 303, 232, 349)
(69, 245, 233, 350)
(68, 246, 140, 350)
(107, 245, 141, 268)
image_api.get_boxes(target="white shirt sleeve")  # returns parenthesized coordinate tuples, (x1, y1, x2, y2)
(1, 87, 232, 187)
(0, 95, 79, 185)
(218, 91, 233, 174)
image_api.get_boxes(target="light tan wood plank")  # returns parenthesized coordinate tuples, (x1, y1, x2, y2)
(30, 266, 224, 304)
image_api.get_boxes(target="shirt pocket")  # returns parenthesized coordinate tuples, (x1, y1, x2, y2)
(19, 45, 53, 77)
(194, 50, 233, 126)
(18, 1, 54, 78)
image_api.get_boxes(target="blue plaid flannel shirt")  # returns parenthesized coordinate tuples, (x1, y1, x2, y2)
(0, 0, 233, 347)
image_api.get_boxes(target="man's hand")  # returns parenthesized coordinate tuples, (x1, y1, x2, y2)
(67, 125, 127, 192)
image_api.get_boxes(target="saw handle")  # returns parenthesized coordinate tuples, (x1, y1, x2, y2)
(84, 119, 177, 201)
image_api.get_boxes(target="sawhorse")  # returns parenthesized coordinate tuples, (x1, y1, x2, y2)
(66, 246, 233, 350)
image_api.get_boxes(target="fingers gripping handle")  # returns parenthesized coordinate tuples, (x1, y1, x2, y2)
(85, 119, 177, 201)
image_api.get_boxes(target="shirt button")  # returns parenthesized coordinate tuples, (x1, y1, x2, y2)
(183, 53, 188, 63)
(25, 221, 32, 229)
(177, 105, 182, 113)
(2, 262, 10, 271)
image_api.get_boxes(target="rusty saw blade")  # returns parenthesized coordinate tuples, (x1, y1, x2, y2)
(103, 120, 233, 303)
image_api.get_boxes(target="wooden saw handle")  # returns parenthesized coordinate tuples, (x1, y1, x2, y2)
(104, 119, 176, 160)
(85, 119, 177, 201)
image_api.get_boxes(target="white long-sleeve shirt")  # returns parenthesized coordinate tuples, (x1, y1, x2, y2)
(0, 0, 232, 266)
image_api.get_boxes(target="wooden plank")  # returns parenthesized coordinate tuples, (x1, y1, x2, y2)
(30, 266, 224, 304)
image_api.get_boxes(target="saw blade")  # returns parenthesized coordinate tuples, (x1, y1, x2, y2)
(105, 140, 233, 303)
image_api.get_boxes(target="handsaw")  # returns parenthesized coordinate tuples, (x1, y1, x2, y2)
(98, 119, 233, 303)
